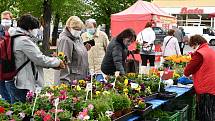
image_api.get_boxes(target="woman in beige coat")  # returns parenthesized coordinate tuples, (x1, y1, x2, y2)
(81, 19, 109, 73)
(54, 16, 91, 84)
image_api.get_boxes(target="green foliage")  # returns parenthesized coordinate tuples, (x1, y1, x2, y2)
(111, 93, 131, 111)
(98, 112, 111, 121)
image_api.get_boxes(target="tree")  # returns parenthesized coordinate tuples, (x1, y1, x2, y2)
(16, 0, 90, 53)
(89, 0, 151, 37)
(51, 0, 90, 46)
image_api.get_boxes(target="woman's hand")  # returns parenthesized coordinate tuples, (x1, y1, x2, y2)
(53, 60, 66, 70)
(85, 43, 92, 51)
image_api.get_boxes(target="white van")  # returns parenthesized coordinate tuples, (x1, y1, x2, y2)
(179, 26, 215, 46)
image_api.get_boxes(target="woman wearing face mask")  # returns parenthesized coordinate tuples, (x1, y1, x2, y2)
(54, 16, 90, 84)
(8, 14, 65, 102)
(184, 35, 215, 121)
(81, 18, 109, 73)
(101, 28, 136, 75)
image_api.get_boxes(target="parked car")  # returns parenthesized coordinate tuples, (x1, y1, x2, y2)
(179, 26, 215, 46)
(152, 27, 167, 44)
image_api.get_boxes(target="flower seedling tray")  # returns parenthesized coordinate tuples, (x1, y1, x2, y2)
(156, 91, 177, 100)
(113, 103, 153, 121)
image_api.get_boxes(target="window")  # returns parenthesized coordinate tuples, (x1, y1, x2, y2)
(153, 27, 163, 34)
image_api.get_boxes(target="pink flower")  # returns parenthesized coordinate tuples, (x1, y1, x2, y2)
(50, 109, 64, 113)
(26, 91, 35, 102)
(6, 111, 13, 116)
(60, 90, 67, 95)
(59, 95, 68, 101)
(43, 114, 52, 121)
(82, 108, 88, 115)
(88, 104, 94, 110)
(9, 120, 15, 121)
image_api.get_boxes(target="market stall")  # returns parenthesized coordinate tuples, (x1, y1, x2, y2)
(111, 0, 177, 37)
(0, 55, 196, 121)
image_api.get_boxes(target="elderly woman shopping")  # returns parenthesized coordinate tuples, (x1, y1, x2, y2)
(55, 16, 91, 84)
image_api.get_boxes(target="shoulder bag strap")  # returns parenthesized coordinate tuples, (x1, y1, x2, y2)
(163, 37, 173, 56)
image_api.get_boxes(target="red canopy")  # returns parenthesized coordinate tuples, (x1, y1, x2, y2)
(111, 0, 174, 37)
(209, 12, 215, 18)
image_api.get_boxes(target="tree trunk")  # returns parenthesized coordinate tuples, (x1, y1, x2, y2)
(51, 13, 60, 46)
(42, 0, 52, 55)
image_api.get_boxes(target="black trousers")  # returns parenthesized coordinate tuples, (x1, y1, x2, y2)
(140, 54, 155, 66)
(178, 42, 185, 55)
(198, 94, 215, 121)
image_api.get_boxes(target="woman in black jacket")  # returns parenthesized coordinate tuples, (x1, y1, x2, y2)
(101, 28, 136, 75)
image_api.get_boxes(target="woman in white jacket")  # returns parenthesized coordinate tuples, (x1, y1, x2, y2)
(162, 29, 181, 57)
(137, 22, 156, 74)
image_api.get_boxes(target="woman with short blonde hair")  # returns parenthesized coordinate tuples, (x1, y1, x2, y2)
(55, 16, 91, 84)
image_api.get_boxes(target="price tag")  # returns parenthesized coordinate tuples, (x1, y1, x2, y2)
(86, 83, 92, 91)
(54, 98, 59, 107)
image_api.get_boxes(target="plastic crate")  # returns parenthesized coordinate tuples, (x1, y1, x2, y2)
(144, 118, 160, 121)
(191, 105, 196, 121)
(160, 112, 180, 121)
(177, 104, 189, 121)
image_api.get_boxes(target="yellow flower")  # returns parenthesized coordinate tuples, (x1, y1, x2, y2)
(124, 79, 129, 86)
(103, 91, 110, 95)
(58, 52, 64, 57)
(79, 80, 85, 84)
(76, 85, 81, 91)
(96, 91, 101, 96)
(123, 88, 129, 95)
(50, 85, 57, 90)
(135, 86, 141, 92)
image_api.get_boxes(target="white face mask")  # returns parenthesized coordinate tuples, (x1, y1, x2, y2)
(70, 29, 81, 38)
(1, 19, 12, 27)
(30, 29, 39, 37)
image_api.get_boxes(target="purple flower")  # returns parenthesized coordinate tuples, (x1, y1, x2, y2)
(26, 91, 34, 102)
(140, 84, 145, 91)
(6, 111, 13, 116)
(71, 80, 78, 85)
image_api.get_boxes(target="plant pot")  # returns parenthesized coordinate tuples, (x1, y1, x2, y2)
(22, 115, 34, 121)
(112, 110, 122, 120)
(122, 108, 132, 115)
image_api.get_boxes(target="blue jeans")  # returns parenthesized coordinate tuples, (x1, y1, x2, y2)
(0, 80, 28, 103)
(6, 81, 28, 103)
(0, 81, 11, 102)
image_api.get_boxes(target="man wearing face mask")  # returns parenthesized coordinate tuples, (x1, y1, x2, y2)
(81, 18, 109, 73)
(0, 11, 14, 103)
(184, 35, 215, 121)
(8, 14, 65, 102)
(54, 16, 91, 84)
(101, 28, 136, 75)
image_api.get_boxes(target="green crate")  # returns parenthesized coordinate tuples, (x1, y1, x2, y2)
(177, 104, 189, 121)
(160, 112, 180, 121)
(191, 105, 196, 121)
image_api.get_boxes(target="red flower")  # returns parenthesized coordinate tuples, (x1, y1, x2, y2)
(43, 114, 52, 121)
(0, 106, 5, 113)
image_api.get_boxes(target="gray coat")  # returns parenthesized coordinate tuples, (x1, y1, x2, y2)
(54, 28, 89, 82)
(10, 27, 60, 91)
(173, 27, 183, 43)
(101, 38, 128, 75)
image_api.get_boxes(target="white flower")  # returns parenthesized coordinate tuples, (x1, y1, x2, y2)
(105, 111, 114, 117)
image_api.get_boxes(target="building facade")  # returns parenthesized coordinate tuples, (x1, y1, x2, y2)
(152, 0, 215, 28)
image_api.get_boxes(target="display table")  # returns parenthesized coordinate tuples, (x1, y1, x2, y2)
(126, 86, 193, 121)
